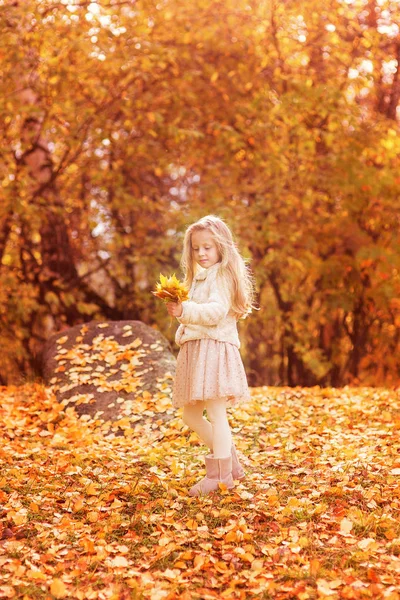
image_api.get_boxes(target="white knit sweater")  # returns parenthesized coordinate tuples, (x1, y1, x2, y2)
(175, 262, 240, 348)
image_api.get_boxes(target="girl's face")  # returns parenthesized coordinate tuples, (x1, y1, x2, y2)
(191, 229, 220, 269)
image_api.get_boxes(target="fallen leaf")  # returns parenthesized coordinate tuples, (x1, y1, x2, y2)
(50, 578, 67, 598)
(339, 517, 353, 535)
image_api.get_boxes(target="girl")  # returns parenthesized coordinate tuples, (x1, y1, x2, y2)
(167, 215, 256, 497)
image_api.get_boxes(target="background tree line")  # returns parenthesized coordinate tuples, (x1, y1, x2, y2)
(0, 0, 399, 387)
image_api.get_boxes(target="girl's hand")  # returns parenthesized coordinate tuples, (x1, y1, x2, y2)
(167, 302, 183, 318)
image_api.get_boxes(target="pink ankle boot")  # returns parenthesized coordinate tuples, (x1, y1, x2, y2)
(189, 455, 235, 497)
(231, 444, 245, 480)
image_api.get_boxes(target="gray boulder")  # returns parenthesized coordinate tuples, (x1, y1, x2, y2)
(41, 320, 177, 432)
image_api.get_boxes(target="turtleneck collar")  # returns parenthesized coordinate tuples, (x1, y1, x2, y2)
(194, 261, 221, 281)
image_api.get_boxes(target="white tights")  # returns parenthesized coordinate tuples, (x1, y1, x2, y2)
(182, 399, 232, 458)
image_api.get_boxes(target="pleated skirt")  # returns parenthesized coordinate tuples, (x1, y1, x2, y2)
(172, 338, 251, 408)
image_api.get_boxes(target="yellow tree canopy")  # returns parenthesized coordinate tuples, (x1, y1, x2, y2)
(0, 0, 399, 386)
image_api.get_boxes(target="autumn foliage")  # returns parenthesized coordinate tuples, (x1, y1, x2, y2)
(152, 274, 190, 304)
(1, 382, 400, 599)
(1, 0, 400, 387)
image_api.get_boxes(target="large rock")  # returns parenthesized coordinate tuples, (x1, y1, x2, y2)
(41, 320, 176, 430)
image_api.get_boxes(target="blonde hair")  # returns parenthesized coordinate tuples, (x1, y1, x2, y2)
(180, 215, 256, 319)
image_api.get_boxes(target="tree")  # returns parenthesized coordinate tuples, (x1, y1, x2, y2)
(0, 0, 399, 386)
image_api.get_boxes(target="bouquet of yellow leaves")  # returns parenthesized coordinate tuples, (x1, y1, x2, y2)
(152, 273, 189, 304)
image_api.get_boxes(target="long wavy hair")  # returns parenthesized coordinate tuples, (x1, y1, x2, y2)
(180, 215, 257, 319)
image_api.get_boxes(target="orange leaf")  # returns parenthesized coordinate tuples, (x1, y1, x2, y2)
(85, 483, 99, 496)
(215, 561, 229, 573)
(27, 569, 46, 581)
(385, 529, 396, 540)
(268, 495, 279, 506)
(80, 538, 96, 554)
(29, 502, 39, 513)
(50, 578, 67, 598)
(224, 530, 237, 543)
(181, 551, 194, 560)
(185, 519, 198, 530)
(193, 555, 205, 569)
(367, 568, 379, 583)
(174, 561, 187, 568)
(241, 552, 255, 562)
(310, 558, 320, 577)
(73, 497, 84, 512)
(86, 511, 99, 523)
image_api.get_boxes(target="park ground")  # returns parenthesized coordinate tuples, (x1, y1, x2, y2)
(0, 383, 400, 599)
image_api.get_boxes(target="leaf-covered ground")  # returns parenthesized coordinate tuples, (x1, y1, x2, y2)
(1, 383, 400, 599)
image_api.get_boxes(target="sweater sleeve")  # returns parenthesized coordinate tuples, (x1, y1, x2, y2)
(177, 272, 231, 327)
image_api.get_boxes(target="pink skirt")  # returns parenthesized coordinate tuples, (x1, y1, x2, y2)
(172, 339, 251, 408)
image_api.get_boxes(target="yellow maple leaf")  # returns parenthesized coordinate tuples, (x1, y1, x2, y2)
(151, 273, 189, 303)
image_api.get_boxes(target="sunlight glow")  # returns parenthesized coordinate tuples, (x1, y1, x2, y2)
(359, 59, 373, 74)
(348, 68, 359, 79)
(88, 2, 100, 15)
(99, 15, 111, 27)
(383, 59, 398, 76)
(358, 87, 370, 98)
(378, 23, 399, 36)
